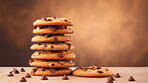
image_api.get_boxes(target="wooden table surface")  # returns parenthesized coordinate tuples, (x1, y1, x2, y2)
(0, 67, 148, 83)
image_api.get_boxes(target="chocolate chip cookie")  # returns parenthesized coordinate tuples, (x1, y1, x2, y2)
(33, 17, 73, 26)
(31, 51, 76, 59)
(29, 67, 72, 76)
(73, 65, 114, 77)
(33, 26, 73, 34)
(29, 59, 75, 68)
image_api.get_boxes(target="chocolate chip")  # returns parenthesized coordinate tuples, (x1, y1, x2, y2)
(105, 68, 109, 71)
(51, 45, 54, 49)
(7, 72, 13, 77)
(54, 37, 58, 42)
(44, 45, 47, 48)
(38, 43, 42, 45)
(97, 70, 103, 74)
(53, 17, 56, 19)
(64, 19, 68, 22)
(12, 68, 16, 72)
(63, 26, 67, 28)
(66, 43, 71, 50)
(10, 71, 12, 73)
(25, 73, 31, 78)
(57, 53, 64, 58)
(96, 66, 101, 69)
(20, 68, 25, 72)
(64, 19, 70, 23)
(62, 75, 69, 80)
(29, 59, 34, 64)
(37, 52, 41, 56)
(128, 76, 135, 81)
(46, 19, 52, 21)
(109, 76, 115, 81)
(106, 77, 114, 83)
(41, 76, 48, 80)
(13, 69, 19, 74)
(114, 73, 121, 78)
(32, 69, 37, 73)
(33, 26, 37, 29)
(51, 63, 55, 66)
(51, 70, 56, 74)
(19, 77, 27, 82)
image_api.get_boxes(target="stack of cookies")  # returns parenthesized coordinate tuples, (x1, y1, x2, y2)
(29, 17, 75, 76)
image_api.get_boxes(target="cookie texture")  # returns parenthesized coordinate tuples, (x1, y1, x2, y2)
(31, 51, 76, 59)
(29, 59, 75, 68)
(30, 43, 74, 51)
(33, 17, 73, 26)
(29, 67, 72, 76)
(31, 34, 72, 42)
(73, 65, 114, 77)
(33, 26, 73, 34)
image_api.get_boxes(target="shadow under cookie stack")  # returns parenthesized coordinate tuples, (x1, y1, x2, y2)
(29, 17, 75, 76)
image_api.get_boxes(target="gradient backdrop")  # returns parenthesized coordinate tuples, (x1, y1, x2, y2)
(0, 0, 148, 67)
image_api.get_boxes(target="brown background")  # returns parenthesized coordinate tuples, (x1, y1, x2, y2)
(0, 0, 148, 67)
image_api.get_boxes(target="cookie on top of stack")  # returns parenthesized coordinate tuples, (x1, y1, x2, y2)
(29, 17, 76, 76)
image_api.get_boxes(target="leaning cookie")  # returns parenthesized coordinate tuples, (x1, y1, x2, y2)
(33, 26, 73, 34)
(31, 34, 72, 42)
(30, 43, 74, 51)
(73, 65, 114, 77)
(31, 51, 76, 59)
(29, 59, 75, 68)
(33, 17, 73, 26)
(29, 67, 72, 76)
